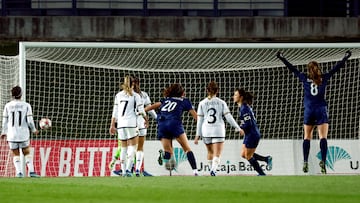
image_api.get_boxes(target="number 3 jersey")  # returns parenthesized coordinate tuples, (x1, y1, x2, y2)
(1, 100, 37, 142)
(196, 96, 240, 138)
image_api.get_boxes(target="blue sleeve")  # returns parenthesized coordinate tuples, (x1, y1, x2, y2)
(240, 108, 253, 130)
(183, 98, 193, 111)
(278, 57, 303, 78)
(326, 56, 348, 77)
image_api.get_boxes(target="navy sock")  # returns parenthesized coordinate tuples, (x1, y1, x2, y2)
(320, 138, 328, 162)
(248, 157, 265, 175)
(163, 151, 171, 162)
(253, 153, 267, 162)
(303, 139, 310, 162)
(186, 151, 197, 170)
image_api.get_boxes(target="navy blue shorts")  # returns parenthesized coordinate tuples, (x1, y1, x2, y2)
(303, 106, 328, 125)
(243, 135, 260, 148)
(157, 120, 185, 140)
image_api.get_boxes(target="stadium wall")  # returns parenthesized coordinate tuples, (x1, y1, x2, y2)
(0, 16, 359, 42)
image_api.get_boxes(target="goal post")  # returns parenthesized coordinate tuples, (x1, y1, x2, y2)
(0, 55, 20, 177)
(1, 42, 359, 176)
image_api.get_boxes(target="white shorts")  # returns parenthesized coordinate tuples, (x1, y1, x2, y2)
(117, 128, 137, 141)
(202, 137, 225, 145)
(8, 140, 30, 150)
(202, 125, 225, 138)
(137, 128, 147, 137)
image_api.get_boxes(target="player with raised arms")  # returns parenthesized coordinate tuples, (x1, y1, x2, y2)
(194, 81, 241, 176)
(145, 83, 199, 176)
(277, 50, 352, 174)
(1, 86, 40, 178)
(109, 75, 148, 177)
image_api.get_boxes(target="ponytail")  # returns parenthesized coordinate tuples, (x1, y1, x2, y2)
(307, 61, 322, 86)
(121, 75, 133, 96)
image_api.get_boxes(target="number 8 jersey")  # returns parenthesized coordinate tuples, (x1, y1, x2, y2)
(279, 56, 348, 109)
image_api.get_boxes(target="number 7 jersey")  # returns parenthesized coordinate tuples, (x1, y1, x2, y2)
(112, 90, 145, 128)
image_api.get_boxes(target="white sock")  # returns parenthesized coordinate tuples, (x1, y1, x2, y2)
(120, 147, 127, 172)
(13, 156, 21, 174)
(126, 145, 136, 171)
(136, 151, 144, 171)
(208, 159, 213, 169)
(211, 156, 220, 172)
(25, 154, 35, 173)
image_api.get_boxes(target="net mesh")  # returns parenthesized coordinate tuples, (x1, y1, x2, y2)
(21, 44, 360, 141)
(0, 43, 359, 177)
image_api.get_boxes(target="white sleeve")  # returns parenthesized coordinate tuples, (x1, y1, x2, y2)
(143, 92, 157, 119)
(111, 94, 118, 119)
(147, 109, 157, 119)
(143, 92, 152, 106)
(196, 102, 204, 136)
(223, 102, 240, 131)
(135, 94, 146, 116)
(26, 103, 37, 132)
(224, 113, 241, 132)
(1, 105, 8, 134)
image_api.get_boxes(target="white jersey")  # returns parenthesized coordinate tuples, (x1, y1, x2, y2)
(136, 91, 157, 130)
(196, 96, 240, 138)
(1, 100, 37, 142)
(112, 90, 145, 128)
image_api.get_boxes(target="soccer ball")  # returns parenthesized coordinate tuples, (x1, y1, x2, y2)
(165, 159, 176, 171)
(39, 118, 52, 130)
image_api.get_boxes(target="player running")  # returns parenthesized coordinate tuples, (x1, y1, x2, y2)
(145, 83, 199, 176)
(1, 86, 40, 178)
(277, 50, 351, 174)
(233, 88, 272, 176)
(194, 81, 241, 176)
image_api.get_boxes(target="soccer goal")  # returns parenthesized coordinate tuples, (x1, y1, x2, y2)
(1, 42, 359, 177)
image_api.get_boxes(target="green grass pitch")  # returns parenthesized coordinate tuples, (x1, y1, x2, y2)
(0, 175, 359, 203)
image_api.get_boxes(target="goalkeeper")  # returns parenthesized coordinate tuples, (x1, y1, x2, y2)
(277, 50, 351, 174)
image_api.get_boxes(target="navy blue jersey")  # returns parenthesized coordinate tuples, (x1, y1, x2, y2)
(238, 104, 261, 140)
(279, 57, 348, 109)
(156, 97, 194, 139)
(158, 97, 193, 121)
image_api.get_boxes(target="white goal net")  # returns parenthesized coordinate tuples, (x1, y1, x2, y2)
(1, 42, 359, 177)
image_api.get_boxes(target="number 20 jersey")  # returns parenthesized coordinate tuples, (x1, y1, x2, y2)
(158, 97, 193, 122)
